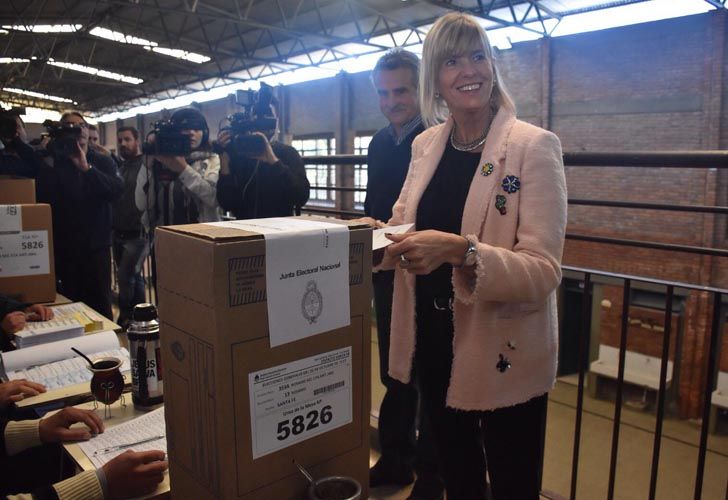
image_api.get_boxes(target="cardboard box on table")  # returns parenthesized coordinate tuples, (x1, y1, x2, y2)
(155, 217, 371, 499)
(0, 204, 55, 303)
(0, 176, 36, 204)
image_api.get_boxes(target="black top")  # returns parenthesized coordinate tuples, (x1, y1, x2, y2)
(415, 141, 480, 301)
(112, 154, 144, 233)
(216, 142, 310, 220)
(35, 149, 124, 253)
(0, 138, 41, 177)
(364, 122, 425, 222)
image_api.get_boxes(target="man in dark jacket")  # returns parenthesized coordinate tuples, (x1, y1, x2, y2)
(365, 49, 443, 500)
(216, 99, 309, 219)
(111, 126, 147, 329)
(34, 111, 123, 319)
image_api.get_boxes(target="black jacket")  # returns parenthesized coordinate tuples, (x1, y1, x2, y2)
(0, 294, 28, 352)
(217, 142, 309, 220)
(35, 149, 124, 253)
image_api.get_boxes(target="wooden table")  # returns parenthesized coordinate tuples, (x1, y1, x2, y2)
(62, 397, 170, 499)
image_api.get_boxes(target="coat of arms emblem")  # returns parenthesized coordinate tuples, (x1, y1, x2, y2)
(301, 280, 323, 324)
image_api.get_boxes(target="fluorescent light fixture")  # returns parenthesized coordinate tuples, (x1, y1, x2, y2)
(3, 87, 75, 103)
(2, 24, 81, 33)
(0, 57, 30, 64)
(90, 26, 210, 63)
(147, 47, 210, 64)
(89, 27, 157, 47)
(0, 102, 62, 123)
(0, 29, 8, 35)
(47, 58, 143, 85)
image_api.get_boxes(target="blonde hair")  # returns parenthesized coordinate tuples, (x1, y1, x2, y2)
(419, 12, 516, 128)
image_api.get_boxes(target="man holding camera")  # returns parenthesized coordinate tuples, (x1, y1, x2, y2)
(216, 89, 309, 219)
(135, 107, 221, 231)
(34, 111, 124, 319)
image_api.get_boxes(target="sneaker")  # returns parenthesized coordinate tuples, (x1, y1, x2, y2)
(406, 476, 446, 500)
(369, 458, 415, 488)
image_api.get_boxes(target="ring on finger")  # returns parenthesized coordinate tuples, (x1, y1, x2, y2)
(400, 254, 410, 266)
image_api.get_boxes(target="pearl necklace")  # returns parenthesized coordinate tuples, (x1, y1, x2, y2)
(450, 122, 491, 152)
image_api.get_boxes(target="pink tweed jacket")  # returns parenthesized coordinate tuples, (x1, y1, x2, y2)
(385, 107, 567, 411)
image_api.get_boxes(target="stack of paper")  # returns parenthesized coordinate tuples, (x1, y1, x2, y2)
(51, 303, 105, 332)
(14, 317, 85, 348)
(2, 331, 130, 391)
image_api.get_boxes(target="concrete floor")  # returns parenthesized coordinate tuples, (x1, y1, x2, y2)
(369, 335, 728, 500)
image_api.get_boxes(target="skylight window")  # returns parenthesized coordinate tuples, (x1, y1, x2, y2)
(146, 47, 211, 64)
(2, 24, 81, 33)
(89, 27, 157, 47)
(47, 59, 143, 85)
(90, 26, 210, 63)
(3, 87, 75, 104)
(0, 58, 30, 64)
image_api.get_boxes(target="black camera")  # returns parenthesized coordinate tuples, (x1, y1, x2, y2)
(43, 119, 84, 157)
(141, 120, 191, 156)
(222, 83, 277, 156)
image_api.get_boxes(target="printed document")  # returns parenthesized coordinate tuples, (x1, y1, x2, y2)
(78, 407, 166, 469)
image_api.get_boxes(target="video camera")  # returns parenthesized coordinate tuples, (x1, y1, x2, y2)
(43, 119, 84, 157)
(0, 107, 25, 142)
(222, 83, 277, 156)
(141, 120, 192, 156)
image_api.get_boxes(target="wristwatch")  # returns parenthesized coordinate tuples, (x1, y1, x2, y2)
(462, 236, 478, 267)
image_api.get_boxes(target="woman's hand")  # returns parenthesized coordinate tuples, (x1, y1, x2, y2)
(350, 217, 385, 229)
(386, 230, 468, 274)
(103, 450, 168, 500)
(154, 155, 188, 174)
(38, 407, 104, 443)
(0, 379, 46, 408)
(25, 304, 54, 321)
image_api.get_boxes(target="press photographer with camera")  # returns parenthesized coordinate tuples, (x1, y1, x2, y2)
(215, 85, 309, 219)
(34, 111, 124, 320)
(135, 107, 221, 232)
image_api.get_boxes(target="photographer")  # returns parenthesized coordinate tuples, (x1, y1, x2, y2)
(216, 88, 309, 219)
(35, 111, 123, 319)
(135, 107, 221, 231)
(0, 111, 37, 178)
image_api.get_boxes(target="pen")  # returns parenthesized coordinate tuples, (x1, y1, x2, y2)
(92, 435, 165, 456)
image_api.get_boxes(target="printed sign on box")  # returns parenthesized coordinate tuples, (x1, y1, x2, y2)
(248, 347, 353, 459)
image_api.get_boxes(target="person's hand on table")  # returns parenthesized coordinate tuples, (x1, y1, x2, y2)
(103, 450, 168, 500)
(24, 303, 54, 321)
(386, 230, 469, 275)
(0, 379, 47, 408)
(2, 311, 26, 334)
(39, 407, 104, 443)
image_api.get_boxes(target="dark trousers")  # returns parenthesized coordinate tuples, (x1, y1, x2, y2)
(415, 298, 548, 500)
(374, 271, 438, 478)
(112, 232, 149, 326)
(56, 247, 113, 320)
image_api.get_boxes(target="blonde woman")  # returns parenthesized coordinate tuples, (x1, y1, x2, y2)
(381, 12, 567, 499)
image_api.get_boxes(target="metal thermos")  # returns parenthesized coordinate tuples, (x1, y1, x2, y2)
(127, 303, 163, 410)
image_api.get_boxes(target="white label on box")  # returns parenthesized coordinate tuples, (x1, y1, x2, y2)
(0, 205, 22, 233)
(0, 230, 50, 277)
(248, 347, 352, 459)
(208, 217, 351, 347)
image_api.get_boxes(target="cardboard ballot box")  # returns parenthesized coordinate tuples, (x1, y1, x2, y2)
(0, 204, 55, 303)
(155, 217, 371, 499)
(0, 176, 36, 204)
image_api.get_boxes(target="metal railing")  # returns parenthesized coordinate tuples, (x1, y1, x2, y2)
(299, 150, 728, 499)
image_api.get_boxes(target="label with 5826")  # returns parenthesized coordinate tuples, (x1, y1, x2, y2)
(248, 347, 352, 459)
